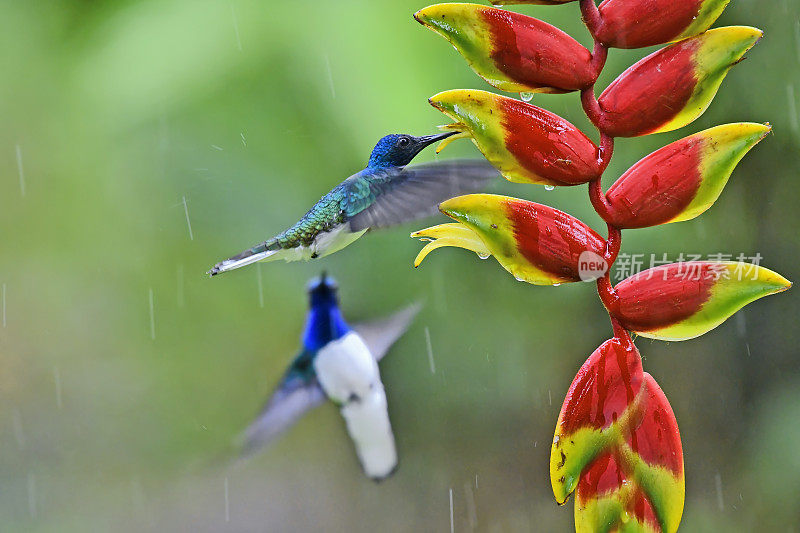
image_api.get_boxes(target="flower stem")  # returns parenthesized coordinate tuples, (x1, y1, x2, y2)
(582, 37, 625, 334)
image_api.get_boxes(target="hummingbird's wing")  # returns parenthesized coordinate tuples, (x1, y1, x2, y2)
(352, 303, 421, 362)
(347, 159, 499, 231)
(238, 366, 327, 458)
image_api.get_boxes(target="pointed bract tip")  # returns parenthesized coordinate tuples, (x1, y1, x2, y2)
(411, 222, 491, 268)
(776, 279, 792, 292)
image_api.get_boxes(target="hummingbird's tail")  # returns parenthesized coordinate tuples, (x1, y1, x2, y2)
(208, 241, 281, 276)
(341, 382, 398, 482)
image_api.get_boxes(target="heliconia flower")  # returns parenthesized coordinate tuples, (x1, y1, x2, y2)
(430, 89, 602, 187)
(414, 3, 596, 94)
(596, 26, 762, 137)
(590, 0, 729, 49)
(605, 123, 771, 228)
(611, 262, 791, 341)
(411, 194, 606, 285)
(551, 335, 684, 532)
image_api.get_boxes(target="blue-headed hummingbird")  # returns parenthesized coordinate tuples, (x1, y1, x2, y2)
(208, 132, 496, 275)
(239, 273, 419, 481)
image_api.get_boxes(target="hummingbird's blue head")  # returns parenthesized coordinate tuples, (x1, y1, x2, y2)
(304, 272, 349, 352)
(367, 132, 457, 169)
(307, 272, 339, 308)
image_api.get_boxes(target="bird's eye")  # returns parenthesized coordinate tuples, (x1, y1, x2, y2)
(398, 137, 410, 147)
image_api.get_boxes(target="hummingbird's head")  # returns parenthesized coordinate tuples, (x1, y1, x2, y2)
(307, 272, 339, 308)
(367, 132, 457, 169)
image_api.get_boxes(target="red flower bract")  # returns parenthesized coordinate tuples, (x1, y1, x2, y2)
(592, 0, 728, 49)
(500, 98, 601, 185)
(598, 39, 697, 136)
(482, 8, 596, 92)
(504, 199, 605, 281)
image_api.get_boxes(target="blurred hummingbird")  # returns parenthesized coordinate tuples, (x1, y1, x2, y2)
(239, 273, 419, 481)
(208, 132, 497, 275)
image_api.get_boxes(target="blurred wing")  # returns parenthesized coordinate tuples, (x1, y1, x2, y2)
(238, 374, 327, 457)
(353, 303, 421, 362)
(348, 160, 499, 231)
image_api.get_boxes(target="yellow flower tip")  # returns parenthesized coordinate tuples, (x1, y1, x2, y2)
(429, 89, 479, 113)
(413, 241, 438, 267)
(727, 25, 764, 55)
(775, 277, 792, 293)
(413, 4, 465, 33)
(410, 222, 491, 267)
(411, 222, 462, 240)
(411, 7, 427, 25)
(439, 193, 498, 222)
(428, 96, 447, 114)
(753, 266, 793, 294)
(435, 130, 470, 153)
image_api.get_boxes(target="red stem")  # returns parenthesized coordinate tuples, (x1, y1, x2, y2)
(610, 315, 633, 350)
(590, 40, 608, 81)
(581, 87, 605, 131)
(581, 37, 626, 337)
(604, 224, 621, 265)
(579, 0, 603, 39)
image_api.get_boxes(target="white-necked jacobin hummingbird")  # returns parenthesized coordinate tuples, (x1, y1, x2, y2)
(239, 273, 419, 481)
(208, 132, 497, 275)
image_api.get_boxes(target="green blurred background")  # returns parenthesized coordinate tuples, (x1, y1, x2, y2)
(1, 1, 798, 531)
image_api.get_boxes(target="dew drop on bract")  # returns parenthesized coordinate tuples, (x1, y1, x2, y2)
(553, 283, 561, 287)
(544, 185, 555, 191)
(477, 253, 490, 260)
(520, 92, 534, 102)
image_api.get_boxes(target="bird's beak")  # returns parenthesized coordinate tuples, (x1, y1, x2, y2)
(416, 130, 465, 156)
(417, 131, 457, 149)
(419, 131, 457, 143)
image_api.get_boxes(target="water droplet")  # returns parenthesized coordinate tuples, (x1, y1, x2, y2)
(477, 253, 490, 260)
(514, 276, 525, 282)
(520, 92, 534, 102)
(553, 283, 561, 287)
(544, 184, 555, 191)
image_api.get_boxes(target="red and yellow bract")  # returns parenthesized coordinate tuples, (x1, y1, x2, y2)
(605, 123, 771, 228)
(552, 333, 684, 532)
(415, 3, 596, 94)
(610, 262, 791, 341)
(591, 0, 729, 49)
(430, 89, 602, 187)
(413, 194, 606, 285)
(597, 27, 761, 137)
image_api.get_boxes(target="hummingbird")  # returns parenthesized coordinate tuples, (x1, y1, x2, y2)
(239, 273, 419, 481)
(208, 132, 498, 275)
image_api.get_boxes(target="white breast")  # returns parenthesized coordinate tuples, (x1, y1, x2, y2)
(313, 332, 379, 404)
(313, 224, 367, 259)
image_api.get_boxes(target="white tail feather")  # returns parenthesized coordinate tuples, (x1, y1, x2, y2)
(215, 250, 279, 273)
(341, 385, 397, 480)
